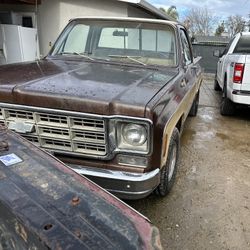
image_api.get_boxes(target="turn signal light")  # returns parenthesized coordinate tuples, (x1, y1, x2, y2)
(233, 63, 244, 84)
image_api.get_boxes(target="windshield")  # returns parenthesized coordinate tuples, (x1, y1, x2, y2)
(50, 20, 177, 67)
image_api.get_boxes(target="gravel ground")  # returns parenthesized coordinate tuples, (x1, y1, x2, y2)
(128, 76, 250, 250)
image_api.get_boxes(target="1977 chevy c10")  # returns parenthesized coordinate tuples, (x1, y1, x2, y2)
(0, 17, 202, 199)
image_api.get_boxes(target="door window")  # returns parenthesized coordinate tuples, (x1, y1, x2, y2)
(180, 29, 192, 65)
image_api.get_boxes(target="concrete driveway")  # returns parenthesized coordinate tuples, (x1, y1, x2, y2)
(128, 75, 250, 250)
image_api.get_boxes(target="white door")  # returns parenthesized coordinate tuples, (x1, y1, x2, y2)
(2, 24, 37, 64)
(19, 26, 37, 62)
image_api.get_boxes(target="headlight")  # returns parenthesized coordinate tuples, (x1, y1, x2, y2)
(122, 124, 147, 146)
(114, 121, 150, 153)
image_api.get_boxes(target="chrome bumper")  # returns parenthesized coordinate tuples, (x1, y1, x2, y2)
(69, 164, 160, 200)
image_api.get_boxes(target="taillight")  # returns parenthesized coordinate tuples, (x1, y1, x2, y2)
(233, 63, 245, 84)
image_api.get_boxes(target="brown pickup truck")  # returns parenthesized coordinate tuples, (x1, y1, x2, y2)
(0, 17, 202, 199)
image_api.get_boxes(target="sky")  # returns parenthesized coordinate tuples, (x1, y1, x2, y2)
(148, 0, 250, 21)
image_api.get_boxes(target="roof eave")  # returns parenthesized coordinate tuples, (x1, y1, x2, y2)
(117, 0, 177, 22)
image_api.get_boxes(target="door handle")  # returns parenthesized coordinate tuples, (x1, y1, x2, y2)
(180, 79, 187, 88)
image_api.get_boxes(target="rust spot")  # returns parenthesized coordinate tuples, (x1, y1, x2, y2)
(75, 230, 81, 238)
(0, 125, 8, 152)
(151, 227, 163, 250)
(55, 242, 63, 250)
(15, 222, 28, 243)
(71, 196, 80, 206)
(0, 170, 6, 179)
(44, 224, 53, 231)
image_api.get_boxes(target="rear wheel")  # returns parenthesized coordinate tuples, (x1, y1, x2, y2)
(214, 78, 221, 91)
(220, 83, 235, 115)
(154, 128, 180, 197)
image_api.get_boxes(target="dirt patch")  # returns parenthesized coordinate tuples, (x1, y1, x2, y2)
(128, 79, 250, 250)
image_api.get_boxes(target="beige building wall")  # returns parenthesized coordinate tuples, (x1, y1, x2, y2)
(37, 0, 61, 57)
(38, 0, 128, 56)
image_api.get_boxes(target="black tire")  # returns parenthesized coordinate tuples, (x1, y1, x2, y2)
(220, 84, 235, 116)
(154, 128, 180, 197)
(214, 78, 221, 91)
(189, 91, 199, 117)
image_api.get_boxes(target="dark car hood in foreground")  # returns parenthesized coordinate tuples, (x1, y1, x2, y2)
(0, 130, 162, 249)
(0, 58, 178, 117)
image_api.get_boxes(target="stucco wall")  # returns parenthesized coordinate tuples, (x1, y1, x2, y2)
(38, 0, 128, 56)
(37, 0, 60, 57)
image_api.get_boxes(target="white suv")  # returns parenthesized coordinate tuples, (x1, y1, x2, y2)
(214, 32, 250, 115)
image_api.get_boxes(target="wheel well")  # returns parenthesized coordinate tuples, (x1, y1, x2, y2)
(175, 116, 183, 132)
(224, 73, 227, 84)
(223, 73, 227, 96)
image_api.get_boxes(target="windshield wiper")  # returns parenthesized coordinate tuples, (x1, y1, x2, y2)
(59, 52, 95, 61)
(108, 55, 147, 66)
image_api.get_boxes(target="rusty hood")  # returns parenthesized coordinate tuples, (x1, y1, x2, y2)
(0, 59, 177, 117)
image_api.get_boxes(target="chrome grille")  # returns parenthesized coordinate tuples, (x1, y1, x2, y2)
(70, 117, 104, 131)
(38, 127, 70, 140)
(37, 113, 68, 127)
(0, 109, 3, 120)
(6, 109, 34, 120)
(0, 107, 107, 157)
(22, 135, 39, 145)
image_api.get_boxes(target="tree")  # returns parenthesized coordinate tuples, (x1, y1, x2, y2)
(159, 6, 179, 21)
(183, 7, 218, 36)
(226, 15, 246, 37)
(215, 22, 225, 36)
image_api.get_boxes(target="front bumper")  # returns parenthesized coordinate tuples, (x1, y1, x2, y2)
(69, 164, 160, 200)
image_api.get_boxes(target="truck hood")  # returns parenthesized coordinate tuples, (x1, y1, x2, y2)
(0, 59, 177, 117)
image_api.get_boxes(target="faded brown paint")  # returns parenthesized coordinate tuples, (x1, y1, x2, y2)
(0, 17, 203, 198)
(161, 75, 202, 167)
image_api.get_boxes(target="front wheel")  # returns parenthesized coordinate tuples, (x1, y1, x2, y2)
(154, 128, 180, 197)
(214, 78, 221, 91)
(189, 91, 200, 117)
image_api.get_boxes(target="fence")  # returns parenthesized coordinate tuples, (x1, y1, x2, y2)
(192, 43, 227, 74)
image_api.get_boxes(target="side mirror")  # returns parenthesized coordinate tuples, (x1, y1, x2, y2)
(213, 50, 221, 57)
